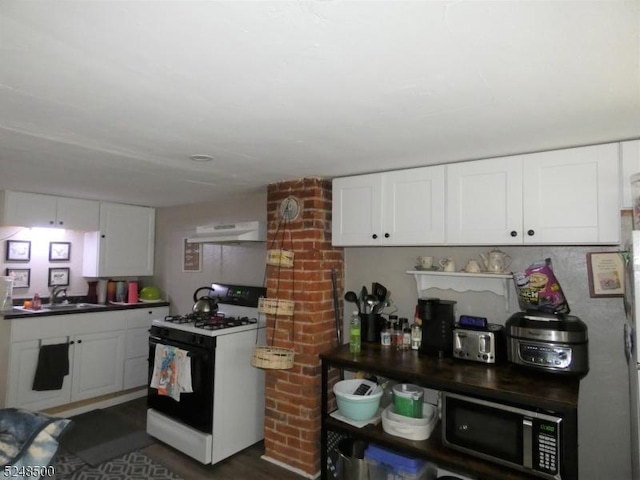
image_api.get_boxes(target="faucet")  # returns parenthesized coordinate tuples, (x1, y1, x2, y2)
(50, 286, 68, 305)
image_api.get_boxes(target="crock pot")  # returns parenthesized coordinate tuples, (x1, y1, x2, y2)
(505, 311, 589, 376)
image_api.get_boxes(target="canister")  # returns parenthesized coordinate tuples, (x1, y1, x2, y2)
(392, 384, 424, 418)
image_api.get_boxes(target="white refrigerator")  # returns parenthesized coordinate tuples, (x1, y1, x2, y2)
(624, 231, 640, 480)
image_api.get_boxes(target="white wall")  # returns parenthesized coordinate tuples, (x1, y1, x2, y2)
(151, 191, 268, 314)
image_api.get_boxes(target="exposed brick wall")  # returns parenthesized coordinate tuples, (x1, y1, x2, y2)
(263, 177, 344, 476)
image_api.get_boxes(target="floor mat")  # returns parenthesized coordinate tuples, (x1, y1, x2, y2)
(53, 451, 183, 480)
(60, 409, 155, 467)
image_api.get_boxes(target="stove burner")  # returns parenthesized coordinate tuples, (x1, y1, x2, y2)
(164, 313, 257, 330)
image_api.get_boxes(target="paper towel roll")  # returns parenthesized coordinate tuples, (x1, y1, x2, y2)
(97, 280, 108, 304)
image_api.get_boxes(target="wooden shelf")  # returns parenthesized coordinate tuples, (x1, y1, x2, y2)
(407, 270, 513, 310)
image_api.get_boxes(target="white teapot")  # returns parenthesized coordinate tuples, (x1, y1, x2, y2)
(480, 249, 511, 274)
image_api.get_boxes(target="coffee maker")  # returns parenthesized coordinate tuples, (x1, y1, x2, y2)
(417, 298, 456, 357)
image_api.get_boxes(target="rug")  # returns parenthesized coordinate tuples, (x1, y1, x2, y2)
(59, 409, 155, 467)
(52, 451, 183, 480)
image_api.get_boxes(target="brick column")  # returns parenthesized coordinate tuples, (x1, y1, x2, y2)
(262, 177, 343, 477)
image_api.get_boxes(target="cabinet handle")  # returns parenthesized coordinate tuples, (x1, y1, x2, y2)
(384, 233, 390, 238)
(101, 234, 106, 238)
(69, 341, 75, 345)
(372, 234, 378, 239)
(58, 221, 64, 226)
(510, 231, 518, 237)
(77, 339, 82, 344)
(527, 229, 535, 236)
(49, 220, 55, 225)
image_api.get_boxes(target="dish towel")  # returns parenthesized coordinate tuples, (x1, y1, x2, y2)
(150, 344, 193, 401)
(32, 343, 70, 391)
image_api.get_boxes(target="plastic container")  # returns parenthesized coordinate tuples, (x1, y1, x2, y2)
(333, 379, 383, 421)
(381, 403, 438, 441)
(393, 384, 424, 418)
(364, 444, 433, 480)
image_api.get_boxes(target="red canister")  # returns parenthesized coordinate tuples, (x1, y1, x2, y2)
(128, 281, 139, 304)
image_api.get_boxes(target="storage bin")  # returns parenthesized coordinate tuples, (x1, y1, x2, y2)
(364, 444, 435, 480)
(381, 403, 438, 441)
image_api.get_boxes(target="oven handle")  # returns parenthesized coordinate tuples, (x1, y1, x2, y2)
(149, 337, 210, 360)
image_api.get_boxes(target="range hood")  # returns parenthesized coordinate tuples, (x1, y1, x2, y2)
(186, 221, 266, 244)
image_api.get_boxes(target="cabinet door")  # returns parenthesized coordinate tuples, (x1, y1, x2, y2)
(71, 330, 125, 401)
(522, 143, 619, 244)
(56, 197, 99, 230)
(332, 173, 383, 246)
(621, 140, 640, 209)
(0, 191, 57, 228)
(446, 156, 523, 244)
(84, 203, 155, 277)
(381, 166, 446, 245)
(7, 338, 72, 410)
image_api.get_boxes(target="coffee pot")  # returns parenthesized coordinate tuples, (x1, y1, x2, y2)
(480, 249, 511, 274)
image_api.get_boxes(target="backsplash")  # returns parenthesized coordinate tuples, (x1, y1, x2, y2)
(1, 226, 89, 299)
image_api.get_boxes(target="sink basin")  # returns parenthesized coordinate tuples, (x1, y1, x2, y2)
(41, 303, 108, 310)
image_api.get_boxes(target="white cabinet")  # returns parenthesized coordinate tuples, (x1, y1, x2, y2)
(71, 330, 125, 401)
(332, 166, 446, 246)
(83, 202, 156, 277)
(446, 143, 620, 245)
(124, 306, 168, 389)
(5, 310, 127, 411)
(621, 139, 640, 209)
(0, 190, 99, 230)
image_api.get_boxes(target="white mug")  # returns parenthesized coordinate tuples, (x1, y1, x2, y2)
(417, 256, 434, 269)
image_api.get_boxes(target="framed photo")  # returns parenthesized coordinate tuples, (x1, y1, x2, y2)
(5, 240, 31, 262)
(587, 252, 625, 298)
(49, 242, 71, 261)
(48, 267, 70, 287)
(6, 268, 30, 288)
(182, 238, 202, 272)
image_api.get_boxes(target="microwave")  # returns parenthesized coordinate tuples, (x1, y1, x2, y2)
(441, 392, 563, 480)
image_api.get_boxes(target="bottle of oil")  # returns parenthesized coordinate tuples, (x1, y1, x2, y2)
(349, 311, 361, 355)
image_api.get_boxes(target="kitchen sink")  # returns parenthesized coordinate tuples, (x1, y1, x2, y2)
(42, 303, 107, 310)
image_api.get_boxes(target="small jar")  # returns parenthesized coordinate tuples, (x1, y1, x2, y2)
(381, 321, 392, 347)
(411, 322, 422, 350)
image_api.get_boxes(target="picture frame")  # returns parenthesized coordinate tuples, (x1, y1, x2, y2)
(182, 238, 202, 272)
(586, 252, 625, 298)
(6, 268, 30, 288)
(48, 267, 70, 287)
(49, 241, 71, 262)
(5, 240, 31, 262)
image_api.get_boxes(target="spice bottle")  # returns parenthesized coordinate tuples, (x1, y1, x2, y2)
(402, 319, 412, 350)
(381, 321, 392, 347)
(411, 321, 422, 350)
(32, 292, 41, 311)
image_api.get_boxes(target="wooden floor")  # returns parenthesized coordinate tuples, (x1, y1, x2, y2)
(105, 397, 307, 480)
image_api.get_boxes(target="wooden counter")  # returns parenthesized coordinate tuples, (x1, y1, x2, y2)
(320, 343, 580, 480)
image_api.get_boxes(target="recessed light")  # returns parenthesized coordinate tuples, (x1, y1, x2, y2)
(189, 154, 214, 162)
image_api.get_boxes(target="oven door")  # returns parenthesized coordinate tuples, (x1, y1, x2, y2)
(148, 335, 215, 434)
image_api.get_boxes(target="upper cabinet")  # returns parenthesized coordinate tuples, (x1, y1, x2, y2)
(83, 203, 155, 277)
(621, 139, 640, 209)
(446, 143, 620, 245)
(0, 190, 99, 230)
(332, 166, 445, 246)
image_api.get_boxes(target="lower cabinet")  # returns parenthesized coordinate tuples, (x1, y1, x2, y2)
(124, 306, 169, 389)
(4, 310, 135, 411)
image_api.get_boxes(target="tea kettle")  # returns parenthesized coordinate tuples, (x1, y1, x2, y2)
(480, 249, 511, 274)
(192, 287, 218, 313)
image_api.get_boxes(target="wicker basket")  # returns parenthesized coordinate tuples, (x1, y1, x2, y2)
(251, 346, 295, 369)
(258, 297, 294, 316)
(266, 249, 294, 268)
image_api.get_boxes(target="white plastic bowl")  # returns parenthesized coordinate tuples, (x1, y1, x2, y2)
(333, 379, 383, 421)
(381, 403, 438, 441)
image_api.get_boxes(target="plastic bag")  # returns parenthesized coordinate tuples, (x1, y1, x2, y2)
(513, 258, 570, 314)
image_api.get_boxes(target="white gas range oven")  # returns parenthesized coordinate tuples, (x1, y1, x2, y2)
(146, 283, 266, 465)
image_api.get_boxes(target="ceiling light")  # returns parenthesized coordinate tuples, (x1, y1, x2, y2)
(189, 154, 214, 162)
